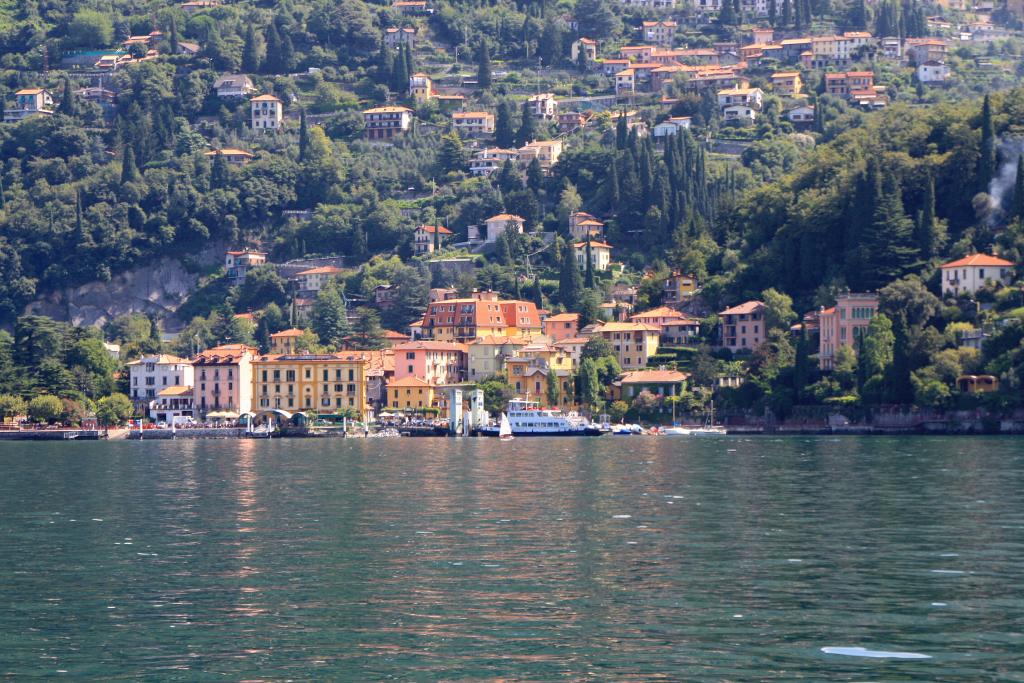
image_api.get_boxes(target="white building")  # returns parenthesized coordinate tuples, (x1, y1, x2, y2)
(469, 148, 519, 176)
(917, 61, 950, 83)
(527, 93, 558, 119)
(939, 254, 1015, 297)
(652, 116, 692, 139)
(294, 266, 346, 294)
(250, 94, 283, 131)
(484, 214, 525, 242)
(723, 104, 758, 122)
(214, 74, 257, 98)
(3, 88, 54, 123)
(127, 354, 195, 420)
(573, 240, 612, 271)
(787, 104, 815, 124)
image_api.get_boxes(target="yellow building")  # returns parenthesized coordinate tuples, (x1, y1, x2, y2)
(269, 328, 305, 354)
(251, 352, 371, 421)
(504, 343, 575, 408)
(663, 272, 698, 302)
(409, 73, 432, 103)
(591, 322, 661, 370)
(388, 376, 436, 411)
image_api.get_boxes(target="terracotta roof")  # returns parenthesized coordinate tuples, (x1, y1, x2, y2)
(157, 385, 193, 397)
(271, 328, 305, 338)
(630, 306, 682, 320)
(595, 322, 661, 333)
(573, 240, 613, 249)
(364, 106, 413, 114)
(394, 341, 469, 352)
(416, 225, 453, 234)
(720, 301, 765, 316)
(554, 337, 590, 345)
(939, 254, 1014, 269)
(453, 111, 493, 119)
(619, 370, 689, 384)
(206, 148, 253, 157)
(545, 313, 580, 323)
(486, 213, 525, 222)
(251, 94, 281, 102)
(389, 376, 432, 388)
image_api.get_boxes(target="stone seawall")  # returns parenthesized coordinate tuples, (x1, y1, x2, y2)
(126, 428, 248, 440)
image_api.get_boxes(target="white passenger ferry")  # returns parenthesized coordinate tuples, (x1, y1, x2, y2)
(478, 399, 603, 437)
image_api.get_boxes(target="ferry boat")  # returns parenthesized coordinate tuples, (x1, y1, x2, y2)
(478, 399, 603, 437)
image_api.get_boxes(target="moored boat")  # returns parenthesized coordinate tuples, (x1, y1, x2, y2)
(478, 399, 603, 437)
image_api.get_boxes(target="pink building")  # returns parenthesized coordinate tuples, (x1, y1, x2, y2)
(542, 313, 580, 342)
(817, 293, 879, 370)
(720, 301, 766, 352)
(192, 344, 259, 418)
(393, 341, 468, 385)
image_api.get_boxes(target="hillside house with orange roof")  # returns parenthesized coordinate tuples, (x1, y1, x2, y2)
(719, 301, 765, 352)
(251, 94, 283, 131)
(939, 254, 1015, 296)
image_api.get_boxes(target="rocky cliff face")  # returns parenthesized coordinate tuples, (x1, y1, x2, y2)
(24, 245, 225, 329)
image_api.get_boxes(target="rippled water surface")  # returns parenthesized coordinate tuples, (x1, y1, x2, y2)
(1, 436, 1023, 680)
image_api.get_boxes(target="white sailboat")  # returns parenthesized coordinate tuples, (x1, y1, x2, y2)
(662, 400, 728, 436)
(499, 412, 514, 440)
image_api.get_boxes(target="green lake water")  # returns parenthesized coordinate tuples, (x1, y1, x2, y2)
(0, 436, 1022, 680)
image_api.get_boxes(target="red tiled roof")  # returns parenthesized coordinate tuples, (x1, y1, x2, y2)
(939, 253, 1014, 269)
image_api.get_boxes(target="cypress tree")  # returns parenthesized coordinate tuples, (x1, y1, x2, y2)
(211, 151, 229, 189)
(719, 0, 737, 25)
(530, 275, 543, 308)
(584, 240, 595, 288)
(914, 171, 938, 258)
(559, 243, 583, 306)
(615, 113, 628, 150)
(1013, 155, 1024, 222)
(298, 109, 309, 162)
(58, 77, 76, 117)
(477, 41, 492, 89)
(169, 15, 180, 55)
(378, 36, 394, 74)
(120, 145, 140, 184)
(74, 189, 84, 242)
(978, 94, 996, 191)
(526, 157, 543, 192)
(793, 325, 809, 402)
(392, 44, 409, 94)
(0, 175, 5, 209)
(264, 21, 282, 73)
(608, 157, 621, 207)
(404, 41, 414, 79)
(515, 99, 535, 147)
(769, 0, 777, 24)
(243, 24, 263, 73)
(495, 100, 515, 148)
(782, 0, 792, 26)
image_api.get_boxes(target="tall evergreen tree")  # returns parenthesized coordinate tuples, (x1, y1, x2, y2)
(495, 100, 515, 148)
(210, 151, 230, 189)
(476, 41, 492, 89)
(298, 109, 309, 162)
(914, 171, 939, 258)
(169, 15, 180, 55)
(782, 0, 793, 25)
(58, 77, 76, 117)
(584, 240, 595, 288)
(310, 282, 351, 349)
(719, 0, 738, 25)
(526, 158, 544, 192)
(242, 24, 264, 73)
(559, 243, 583, 306)
(769, 0, 778, 24)
(120, 145, 140, 184)
(392, 44, 409, 94)
(264, 21, 283, 73)
(979, 94, 996, 191)
(615, 113, 628, 149)
(861, 166, 919, 289)
(515, 100, 536, 146)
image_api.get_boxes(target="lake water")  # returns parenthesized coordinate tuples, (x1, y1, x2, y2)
(1, 436, 1022, 680)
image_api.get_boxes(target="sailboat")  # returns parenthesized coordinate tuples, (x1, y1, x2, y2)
(662, 400, 727, 436)
(499, 412, 514, 441)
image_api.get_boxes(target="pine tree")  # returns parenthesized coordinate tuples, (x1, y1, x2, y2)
(861, 166, 919, 289)
(120, 145, 140, 184)
(559, 243, 583, 306)
(477, 41, 492, 89)
(978, 94, 996, 191)
(279, 31, 296, 73)
(58, 77, 76, 117)
(242, 24, 263, 73)
(1013, 155, 1024, 222)
(515, 100, 536, 147)
(298, 109, 309, 162)
(310, 282, 351, 349)
(495, 100, 515, 148)
(438, 131, 467, 174)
